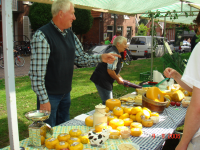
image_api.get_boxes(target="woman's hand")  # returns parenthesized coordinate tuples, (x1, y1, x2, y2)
(164, 67, 179, 78)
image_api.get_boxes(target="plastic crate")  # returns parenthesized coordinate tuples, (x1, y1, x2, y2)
(140, 71, 152, 81)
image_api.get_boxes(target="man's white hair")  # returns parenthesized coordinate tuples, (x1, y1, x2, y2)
(113, 36, 127, 46)
(51, 0, 74, 17)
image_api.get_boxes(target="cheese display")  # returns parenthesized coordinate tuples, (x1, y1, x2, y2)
(142, 119, 154, 127)
(95, 122, 107, 132)
(109, 119, 124, 129)
(113, 107, 124, 116)
(130, 122, 142, 129)
(123, 118, 133, 126)
(130, 128, 143, 137)
(69, 129, 82, 137)
(85, 116, 93, 127)
(106, 99, 121, 110)
(146, 87, 164, 102)
(67, 137, 81, 145)
(45, 138, 59, 149)
(55, 141, 69, 150)
(78, 133, 89, 144)
(57, 133, 70, 142)
(69, 142, 83, 150)
(109, 129, 120, 139)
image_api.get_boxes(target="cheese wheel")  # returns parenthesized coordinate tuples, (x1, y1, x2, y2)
(150, 112, 159, 117)
(119, 113, 129, 120)
(129, 114, 136, 122)
(130, 122, 142, 129)
(57, 133, 70, 142)
(131, 106, 143, 115)
(55, 141, 69, 150)
(113, 107, 124, 116)
(143, 109, 150, 119)
(45, 138, 59, 149)
(95, 122, 107, 132)
(142, 119, 154, 127)
(108, 115, 118, 122)
(69, 129, 82, 137)
(150, 116, 159, 124)
(67, 137, 81, 145)
(105, 107, 110, 113)
(124, 106, 133, 114)
(109, 129, 120, 139)
(109, 119, 124, 129)
(41, 136, 45, 145)
(131, 128, 143, 137)
(106, 99, 121, 110)
(85, 116, 93, 127)
(116, 126, 129, 132)
(136, 112, 145, 123)
(69, 142, 83, 150)
(78, 133, 89, 144)
(123, 118, 133, 126)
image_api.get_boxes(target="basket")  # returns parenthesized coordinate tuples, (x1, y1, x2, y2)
(142, 93, 170, 113)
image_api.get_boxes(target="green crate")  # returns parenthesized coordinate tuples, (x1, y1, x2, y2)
(140, 71, 152, 81)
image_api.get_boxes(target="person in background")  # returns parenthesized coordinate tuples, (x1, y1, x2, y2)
(104, 37, 111, 45)
(164, 11, 200, 150)
(90, 36, 128, 105)
(111, 31, 121, 44)
(191, 14, 200, 51)
(29, 0, 120, 127)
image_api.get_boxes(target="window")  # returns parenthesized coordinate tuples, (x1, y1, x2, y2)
(117, 26, 123, 35)
(131, 37, 146, 45)
(111, 14, 118, 19)
(124, 15, 130, 19)
(107, 26, 113, 42)
(127, 27, 132, 42)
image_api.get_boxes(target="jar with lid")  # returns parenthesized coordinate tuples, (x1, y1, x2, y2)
(93, 103, 107, 127)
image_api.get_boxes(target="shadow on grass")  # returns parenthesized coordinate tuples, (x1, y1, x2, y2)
(0, 117, 30, 149)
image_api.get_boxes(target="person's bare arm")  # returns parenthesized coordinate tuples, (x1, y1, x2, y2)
(164, 67, 192, 92)
(175, 86, 200, 150)
(107, 69, 124, 85)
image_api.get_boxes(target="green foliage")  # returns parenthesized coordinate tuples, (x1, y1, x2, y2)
(28, 3, 52, 31)
(137, 23, 149, 36)
(72, 8, 93, 35)
(139, 19, 148, 25)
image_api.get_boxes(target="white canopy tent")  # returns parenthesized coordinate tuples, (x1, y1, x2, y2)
(2, 0, 200, 149)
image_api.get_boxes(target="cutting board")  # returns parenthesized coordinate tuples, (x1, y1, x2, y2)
(119, 92, 142, 106)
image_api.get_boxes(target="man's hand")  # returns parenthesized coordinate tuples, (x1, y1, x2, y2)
(101, 53, 121, 64)
(117, 77, 124, 85)
(40, 102, 51, 112)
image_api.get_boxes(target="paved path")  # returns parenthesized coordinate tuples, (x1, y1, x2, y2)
(0, 55, 30, 79)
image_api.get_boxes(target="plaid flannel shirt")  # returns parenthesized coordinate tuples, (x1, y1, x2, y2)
(29, 20, 102, 104)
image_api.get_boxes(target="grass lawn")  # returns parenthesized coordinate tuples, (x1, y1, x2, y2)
(0, 57, 170, 148)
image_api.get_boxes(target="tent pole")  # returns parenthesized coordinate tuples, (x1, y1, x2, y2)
(163, 17, 166, 71)
(2, 0, 20, 149)
(150, 15, 154, 81)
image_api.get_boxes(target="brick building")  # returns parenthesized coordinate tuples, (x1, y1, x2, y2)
(82, 11, 136, 48)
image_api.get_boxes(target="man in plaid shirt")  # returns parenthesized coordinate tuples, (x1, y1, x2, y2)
(29, 0, 120, 127)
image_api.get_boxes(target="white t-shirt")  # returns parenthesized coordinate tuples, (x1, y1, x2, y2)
(181, 42, 200, 138)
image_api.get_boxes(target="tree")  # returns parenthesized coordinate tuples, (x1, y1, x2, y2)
(139, 19, 148, 25)
(137, 23, 149, 36)
(29, 3, 52, 31)
(72, 8, 93, 35)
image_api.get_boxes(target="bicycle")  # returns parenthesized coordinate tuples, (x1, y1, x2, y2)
(0, 50, 25, 68)
(124, 49, 132, 65)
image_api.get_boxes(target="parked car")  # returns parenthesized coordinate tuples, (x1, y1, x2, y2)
(86, 45, 112, 55)
(169, 40, 191, 53)
(128, 36, 171, 60)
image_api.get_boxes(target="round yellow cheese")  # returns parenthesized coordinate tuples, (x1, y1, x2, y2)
(67, 137, 81, 145)
(69, 142, 83, 150)
(109, 119, 124, 129)
(130, 128, 143, 137)
(45, 138, 59, 149)
(131, 106, 143, 115)
(57, 133, 70, 142)
(69, 129, 82, 137)
(124, 106, 133, 114)
(108, 115, 118, 122)
(95, 122, 107, 132)
(150, 112, 159, 117)
(116, 126, 129, 132)
(130, 122, 142, 129)
(142, 119, 154, 127)
(119, 113, 129, 120)
(78, 133, 89, 144)
(129, 114, 136, 122)
(123, 118, 133, 126)
(85, 116, 93, 127)
(113, 107, 124, 116)
(109, 129, 120, 139)
(55, 141, 69, 150)
(106, 99, 121, 111)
